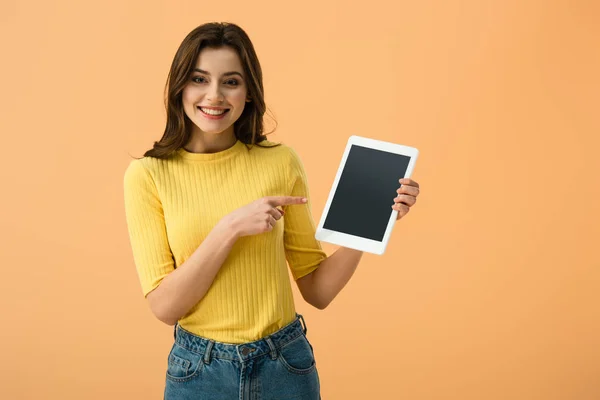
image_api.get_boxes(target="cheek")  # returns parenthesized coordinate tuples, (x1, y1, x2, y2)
(182, 86, 197, 104)
(228, 89, 247, 104)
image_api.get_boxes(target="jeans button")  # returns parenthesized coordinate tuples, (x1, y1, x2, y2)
(241, 347, 256, 356)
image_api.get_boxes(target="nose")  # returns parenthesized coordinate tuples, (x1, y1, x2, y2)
(207, 82, 224, 103)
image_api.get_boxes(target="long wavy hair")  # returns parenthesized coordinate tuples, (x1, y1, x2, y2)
(132, 22, 280, 160)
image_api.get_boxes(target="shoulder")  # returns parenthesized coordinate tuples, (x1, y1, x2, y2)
(124, 153, 175, 178)
(251, 139, 290, 152)
(248, 139, 298, 163)
(124, 158, 146, 180)
(123, 157, 160, 188)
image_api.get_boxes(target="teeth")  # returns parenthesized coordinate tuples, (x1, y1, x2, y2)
(199, 107, 227, 115)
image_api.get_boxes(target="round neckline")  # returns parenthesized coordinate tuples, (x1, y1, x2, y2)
(176, 139, 246, 162)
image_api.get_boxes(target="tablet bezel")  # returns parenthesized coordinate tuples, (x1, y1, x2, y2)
(315, 135, 419, 255)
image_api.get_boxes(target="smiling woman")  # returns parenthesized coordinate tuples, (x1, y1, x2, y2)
(123, 22, 324, 400)
(180, 46, 249, 147)
(136, 22, 282, 158)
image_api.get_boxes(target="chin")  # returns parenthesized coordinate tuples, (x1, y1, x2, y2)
(199, 126, 234, 135)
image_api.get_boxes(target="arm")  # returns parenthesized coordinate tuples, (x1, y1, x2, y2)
(124, 159, 240, 326)
(296, 247, 364, 310)
(282, 147, 363, 309)
(147, 221, 239, 325)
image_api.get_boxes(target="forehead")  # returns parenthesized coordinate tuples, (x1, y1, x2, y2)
(195, 46, 243, 71)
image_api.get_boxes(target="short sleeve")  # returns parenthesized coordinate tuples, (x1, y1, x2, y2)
(123, 159, 175, 297)
(283, 147, 327, 280)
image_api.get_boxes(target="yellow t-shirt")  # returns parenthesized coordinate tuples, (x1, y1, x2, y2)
(123, 139, 326, 343)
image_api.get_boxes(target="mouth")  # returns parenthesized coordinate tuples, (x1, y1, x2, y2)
(197, 106, 230, 116)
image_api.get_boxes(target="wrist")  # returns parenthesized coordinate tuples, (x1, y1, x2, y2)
(217, 216, 239, 242)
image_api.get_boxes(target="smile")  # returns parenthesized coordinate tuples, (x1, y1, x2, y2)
(198, 107, 229, 116)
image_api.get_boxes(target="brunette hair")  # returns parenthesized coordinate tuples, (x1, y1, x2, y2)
(133, 22, 280, 160)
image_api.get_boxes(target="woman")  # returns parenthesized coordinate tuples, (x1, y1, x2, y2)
(123, 22, 419, 399)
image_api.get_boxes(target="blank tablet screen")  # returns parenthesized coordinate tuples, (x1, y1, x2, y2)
(323, 144, 411, 242)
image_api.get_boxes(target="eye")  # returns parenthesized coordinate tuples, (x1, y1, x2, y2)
(192, 76, 239, 86)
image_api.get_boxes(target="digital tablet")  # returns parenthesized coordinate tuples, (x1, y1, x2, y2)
(315, 135, 419, 255)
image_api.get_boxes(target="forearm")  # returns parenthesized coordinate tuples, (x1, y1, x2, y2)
(310, 247, 364, 309)
(148, 221, 238, 325)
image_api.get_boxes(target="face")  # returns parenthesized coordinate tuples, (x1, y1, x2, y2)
(182, 46, 249, 139)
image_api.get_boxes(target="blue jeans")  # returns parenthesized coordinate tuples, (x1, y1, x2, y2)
(164, 314, 321, 400)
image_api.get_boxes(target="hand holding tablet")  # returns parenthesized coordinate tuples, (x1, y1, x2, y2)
(315, 135, 419, 255)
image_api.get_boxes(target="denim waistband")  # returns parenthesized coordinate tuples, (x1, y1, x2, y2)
(173, 314, 308, 363)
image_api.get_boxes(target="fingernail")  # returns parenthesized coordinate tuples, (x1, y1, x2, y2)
(302, 198, 307, 202)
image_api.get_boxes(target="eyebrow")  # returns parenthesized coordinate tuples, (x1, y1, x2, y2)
(193, 68, 244, 78)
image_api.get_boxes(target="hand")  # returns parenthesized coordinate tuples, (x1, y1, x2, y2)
(222, 196, 308, 238)
(392, 178, 420, 220)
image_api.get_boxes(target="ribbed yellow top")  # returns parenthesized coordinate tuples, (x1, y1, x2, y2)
(123, 139, 326, 343)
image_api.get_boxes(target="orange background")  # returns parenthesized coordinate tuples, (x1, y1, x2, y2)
(2, 1, 599, 399)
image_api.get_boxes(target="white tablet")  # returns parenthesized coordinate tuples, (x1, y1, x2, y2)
(315, 135, 419, 255)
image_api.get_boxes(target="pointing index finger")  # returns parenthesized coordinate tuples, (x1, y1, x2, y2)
(267, 196, 308, 206)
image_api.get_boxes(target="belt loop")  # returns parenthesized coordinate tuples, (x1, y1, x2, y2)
(203, 340, 215, 365)
(173, 322, 178, 340)
(265, 337, 278, 360)
(297, 313, 307, 335)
